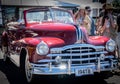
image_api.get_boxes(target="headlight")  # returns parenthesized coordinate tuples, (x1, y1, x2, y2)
(36, 41, 49, 55)
(106, 39, 116, 52)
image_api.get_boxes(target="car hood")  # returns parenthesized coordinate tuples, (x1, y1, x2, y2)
(26, 22, 77, 45)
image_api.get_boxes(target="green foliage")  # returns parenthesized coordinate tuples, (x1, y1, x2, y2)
(112, 0, 120, 8)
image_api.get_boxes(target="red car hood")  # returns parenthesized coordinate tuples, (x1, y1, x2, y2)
(26, 22, 77, 45)
(88, 36, 110, 45)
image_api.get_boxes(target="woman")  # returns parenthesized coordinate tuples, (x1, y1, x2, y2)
(74, 7, 91, 35)
(96, 4, 117, 40)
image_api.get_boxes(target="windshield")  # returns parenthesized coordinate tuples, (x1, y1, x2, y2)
(26, 8, 74, 24)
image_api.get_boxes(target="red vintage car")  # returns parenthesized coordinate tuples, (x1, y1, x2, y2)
(1, 7, 119, 83)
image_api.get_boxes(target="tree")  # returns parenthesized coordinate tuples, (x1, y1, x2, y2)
(112, 0, 120, 8)
(111, 0, 120, 14)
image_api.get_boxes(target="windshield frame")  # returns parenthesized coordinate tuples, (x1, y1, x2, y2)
(24, 7, 75, 26)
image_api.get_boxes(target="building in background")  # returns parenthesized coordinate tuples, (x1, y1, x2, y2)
(64, 0, 103, 18)
(0, 0, 106, 25)
(1, 0, 80, 25)
(106, 0, 113, 3)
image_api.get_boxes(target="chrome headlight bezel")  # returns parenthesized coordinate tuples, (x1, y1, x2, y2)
(106, 39, 116, 52)
(36, 41, 49, 55)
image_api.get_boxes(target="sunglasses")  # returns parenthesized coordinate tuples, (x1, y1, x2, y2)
(87, 10, 91, 12)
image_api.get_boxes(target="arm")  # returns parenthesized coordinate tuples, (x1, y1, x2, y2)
(83, 15, 91, 35)
(96, 17, 103, 35)
(109, 14, 117, 29)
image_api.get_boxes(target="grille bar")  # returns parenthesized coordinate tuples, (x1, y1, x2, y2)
(39, 56, 114, 63)
(47, 51, 107, 57)
(66, 49, 93, 52)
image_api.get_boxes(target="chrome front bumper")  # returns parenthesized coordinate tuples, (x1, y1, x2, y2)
(31, 55, 118, 76)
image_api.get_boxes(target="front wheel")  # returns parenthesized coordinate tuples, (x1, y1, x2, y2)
(1, 46, 10, 63)
(20, 50, 34, 83)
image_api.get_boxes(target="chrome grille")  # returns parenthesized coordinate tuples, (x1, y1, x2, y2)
(42, 44, 107, 65)
(61, 47, 96, 64)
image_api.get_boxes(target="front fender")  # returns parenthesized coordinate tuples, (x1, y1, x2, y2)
(18, 37, 65, 63)
(38, 37, 65, 48)
(16, 37, 65, 48)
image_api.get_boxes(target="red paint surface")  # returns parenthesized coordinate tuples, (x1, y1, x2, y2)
(26, 22, 75, 31)
(88, 36, 110, 45)
(21, 37, 65, 48)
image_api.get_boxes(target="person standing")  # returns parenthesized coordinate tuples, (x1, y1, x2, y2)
(85, 6, 96, 36)
(74, 7, 90, 35)
(96, 3, 117, 40)
(96, 3, 106, 35)
(74, 7, 86, 27)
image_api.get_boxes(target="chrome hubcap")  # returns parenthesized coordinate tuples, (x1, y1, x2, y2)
(25, 56, 33, 82)
(2, 46, 7, 61)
